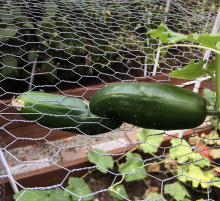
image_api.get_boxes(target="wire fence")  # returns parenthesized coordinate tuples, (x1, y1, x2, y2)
(1, 0, 220, 200)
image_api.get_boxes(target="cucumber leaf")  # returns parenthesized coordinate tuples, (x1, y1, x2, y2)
(64, 177, 93, 201)
(88, 148, 114, 173)
(148, 23, 220, 50)
(169, 59, 213, 79)
(137, 129, 163, 153)
(164, 181, 190, 201)
(0, 25, 18, 42)
(118, 152, 146, 182)
(42, 58, 57, 83)
(49, 188, 71, 201)
(211, 177, 220, 188)
(144, 192, 167, 201)
(2, 55, 18, 77)
(13, 190, 50, 201)
(109, 184, 128, 200)
(203, 88, 216, 110)
(169, 138, 192, 163)
(148, 23, 187, 43)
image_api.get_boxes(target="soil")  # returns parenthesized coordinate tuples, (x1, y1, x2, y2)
(84, 162, 220, 201)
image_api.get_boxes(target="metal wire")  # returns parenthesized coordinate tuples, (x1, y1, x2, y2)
(0, 0, 220, 200)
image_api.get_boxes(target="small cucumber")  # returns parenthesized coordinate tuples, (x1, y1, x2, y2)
(12, 91, 122, 135)
(89, 83, 207, 130)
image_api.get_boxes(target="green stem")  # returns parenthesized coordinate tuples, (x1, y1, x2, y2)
(80, 169, 96, 180)
(206, 110, 220, 116)
(114, 147, 138, 164)
(214, 53, 220, 111)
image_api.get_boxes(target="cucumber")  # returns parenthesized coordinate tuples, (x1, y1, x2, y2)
(12, 91, 123, 135)
(89, 83, 207, 130)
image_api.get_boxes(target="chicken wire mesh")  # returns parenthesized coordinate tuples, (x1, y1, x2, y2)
(1, 0, 220, 200)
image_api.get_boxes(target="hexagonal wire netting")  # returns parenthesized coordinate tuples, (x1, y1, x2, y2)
(1, 0, 220, 200)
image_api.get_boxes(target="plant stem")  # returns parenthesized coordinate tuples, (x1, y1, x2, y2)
(214, 53, 220, 111)
(206, 110, 220, 116)
(114, 147, 138, 164)
(80, 169, 96, 180)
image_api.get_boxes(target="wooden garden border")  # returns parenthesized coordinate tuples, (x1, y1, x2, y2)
(4, 126, 214, 196)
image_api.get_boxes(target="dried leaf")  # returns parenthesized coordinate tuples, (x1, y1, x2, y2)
(147, 161, 160, 172)
(165, 160, 178, 170)
(212, 167, 220, 177)
(210, 149, 220, 159)
(144, 186, 159, 197)
(188, 134, 200, 145)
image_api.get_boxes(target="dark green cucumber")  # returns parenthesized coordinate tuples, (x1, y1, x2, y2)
(13, 91, 122, 135)
(89, 83, 207, 130)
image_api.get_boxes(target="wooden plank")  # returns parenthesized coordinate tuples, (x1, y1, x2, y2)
(4, 127, 214, 196)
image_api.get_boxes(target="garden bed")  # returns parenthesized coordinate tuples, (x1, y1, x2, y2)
(4, 126, 215, 198)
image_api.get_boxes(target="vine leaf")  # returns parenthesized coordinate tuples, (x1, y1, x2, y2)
(2, 55, 18, 78)
(148, 23, 187, 43)
(45, 1, 58, 17)
(0, 25, 18, 42)
(169, 59, 215, 79)
(144, 192, 167, 201)
(109, 184, 128, 200)
(13, 189, 50, 201)
(28, 50, 37, 63)
(49, 187, 72, 201)
(88, 148, 114, 173)
(169, 138, 192, 163)
(211, 177, 220, 188)
(164, 181, 190, 201)
(137, 129, 163, 153)
(203, 88, 216, 110)
(118, 152, 147, 182)
(64, 177, 93, 201)
(148, 23, 220, 50)
(42, 58, 57, 83)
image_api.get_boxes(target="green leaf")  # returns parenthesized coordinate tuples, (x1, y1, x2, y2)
(45, 1, 58, 17)
(28, 50, 37, 63)
(148, 23, 220, 50)
(2, 55, 18, 77)
(188, 152, 210, 167)
(118, 152, 146, 182)
(148, 23, 187, 43)
(169, 138, 192, 163)
(1, 14, 14, 24)
(42, 58, 57, 83)
(23, 23, 35, 28)
(49, 188, 71, 201)
(196, 199, 205, 201)
(211, 177, 220, 188)
(13, 190, 50, 201)
(200, 170, 214, 188)
(144, 192, 167, 201)
(169, 59, 210, 79)
(88, 148, 114, 173)
(137, 129, 163, 153)
(177, 165, 189, 183)
(164, 181, 190, 201)
(64, 177, 93, 201)
(185, 163, 204, 188)
(203, 88, 216, 110)
(0, 25, 18, 42)
(109, 184, 128, 200)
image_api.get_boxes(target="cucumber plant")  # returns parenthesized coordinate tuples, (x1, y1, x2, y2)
(13, 128, 220, 201)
